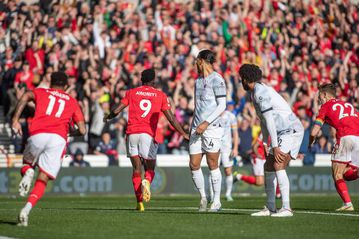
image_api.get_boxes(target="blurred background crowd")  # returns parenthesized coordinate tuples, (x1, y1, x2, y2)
(0, 0, 358, 166)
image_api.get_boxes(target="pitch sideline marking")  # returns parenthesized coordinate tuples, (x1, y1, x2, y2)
(0, 207, 358, 217)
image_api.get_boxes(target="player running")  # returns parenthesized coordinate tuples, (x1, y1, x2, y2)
(209, 109, 239, 202)
(190, 49, 227, 212)
(309, 83, 359, 211)
(104, 69, 189, 211)
(12, 72, 86, 226)
(239, 64, 304, 217)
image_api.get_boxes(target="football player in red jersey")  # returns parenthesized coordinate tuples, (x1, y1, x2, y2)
(12, 72, 86, 226)
(104, 69, 189, 211)
(310, 83, 359, 211)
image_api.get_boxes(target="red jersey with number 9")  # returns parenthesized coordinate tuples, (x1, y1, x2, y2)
(121, 85, 171, 139)
(315, 99, 359, 141)
(29, 88, 84, 140)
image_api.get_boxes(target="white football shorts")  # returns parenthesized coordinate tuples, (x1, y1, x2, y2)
(23, 133, 66, 179)
(127, 133, 158, 160)
(332, 135, 359, 167)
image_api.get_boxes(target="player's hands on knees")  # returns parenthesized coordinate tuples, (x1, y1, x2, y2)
(12, 121, 23, 136)
(195, 121, 209, 135)
(273, 147, 287, 163)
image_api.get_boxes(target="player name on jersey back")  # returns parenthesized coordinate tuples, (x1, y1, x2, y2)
(135, 91, 158, 97)
(121, 86, 170, 140)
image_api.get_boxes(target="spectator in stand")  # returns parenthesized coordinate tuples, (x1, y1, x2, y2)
(0, 0, 357, 161)
(94, 132, 119, 166)
(70, 149, 91, 167)
(311, 135, 332, 154)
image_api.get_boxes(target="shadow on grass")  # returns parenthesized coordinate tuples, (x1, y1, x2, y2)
(0, 220, 18, 226)
(39, 207, 247, 216)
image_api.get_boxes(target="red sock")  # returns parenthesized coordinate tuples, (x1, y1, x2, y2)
(241, 175, 256, 185)
(132, 172, 142, 202)
(343, 169, 359, 181)
(28, 179, 47, 207)
(335, 179, 351, 203)
(21, 165, 33, 176)
(145, 170, 155, 183)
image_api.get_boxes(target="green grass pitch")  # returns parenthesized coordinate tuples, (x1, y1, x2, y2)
(0, 195, 358, 239)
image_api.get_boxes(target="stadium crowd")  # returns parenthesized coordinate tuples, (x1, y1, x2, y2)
(0, 0, 358, 165)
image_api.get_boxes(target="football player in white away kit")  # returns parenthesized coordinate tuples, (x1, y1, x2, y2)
(239, 64, 304, 217)
(209, 109, 239, 202)
(190, 49, 227, 212)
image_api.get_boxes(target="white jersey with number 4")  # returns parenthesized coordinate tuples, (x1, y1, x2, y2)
(192, 71, 227, 138)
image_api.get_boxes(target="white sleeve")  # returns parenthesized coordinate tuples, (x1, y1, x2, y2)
(206, 97, 226, 124)
(260, 121, 269, 145)
(254, 85, 278, 147)
(262, 110, 278, 148)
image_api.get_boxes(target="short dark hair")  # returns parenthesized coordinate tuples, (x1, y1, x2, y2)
(318, 83, 336, 97)
(197, 49, 216, 64)
(50, 72, 68, 87)
(141, 68, 156, 83)
(239, 64, 262, 83)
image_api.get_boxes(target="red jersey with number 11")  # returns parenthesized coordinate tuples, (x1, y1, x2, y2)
(121, 85, 171, 138)
(315, 99, 359, 141)
(29, 88, 84, 140)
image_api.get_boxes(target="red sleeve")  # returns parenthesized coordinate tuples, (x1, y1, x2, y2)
(121, 90, 130, 106)
(161, 92, 171, 111)
(15, 72, 21, 84)
(32, 88, 40, 103)
(72, 101, 85, 123)
(315, 104, 327, 127)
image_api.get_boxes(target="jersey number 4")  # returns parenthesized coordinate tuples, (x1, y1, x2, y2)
(140, 99, 152, 118)
(46, 95, 65, 118)
(332, 103, 358, 120)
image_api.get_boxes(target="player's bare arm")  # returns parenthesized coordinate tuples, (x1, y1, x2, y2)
(12, 91, 35, 136)
(103, 102, 127, 122)
(163, 109, 189, 140)
(69, 121, 87, 136)
(309, 124, 321, 148)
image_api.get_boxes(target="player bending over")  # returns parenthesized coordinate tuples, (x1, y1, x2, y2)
(209, 109, 239, 202)
(104, 69, 189, 211)
(13, 72, 86, 226)
(239, 64, 304, 217)
(309, 83, 359, 211)
(190, 49, 227, 212)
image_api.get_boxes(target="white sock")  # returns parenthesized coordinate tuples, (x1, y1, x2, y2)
(208, 174, 214, 202)
(345, 202, 353, 207)
(276, 170, 291, 210)
(23, 202, 32, 214)
(191, 169, 206, 199)
(210, 168, 222, 204)
(225, 175, 233, 197)
(265, 171, 277, 212)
